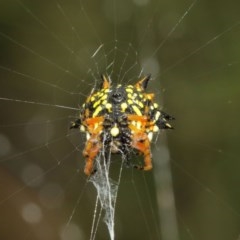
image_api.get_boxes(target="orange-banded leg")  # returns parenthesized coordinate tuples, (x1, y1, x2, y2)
(83, 134, 101, 175)
(82, 116, 104, 176)
(128, 116, 153, 171)
(131, 131, 152, 171)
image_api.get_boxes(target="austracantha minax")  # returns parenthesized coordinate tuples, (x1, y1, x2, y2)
(70, 75, 174, 176)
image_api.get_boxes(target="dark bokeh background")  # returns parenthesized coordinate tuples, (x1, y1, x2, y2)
(0, 0, 240, 239)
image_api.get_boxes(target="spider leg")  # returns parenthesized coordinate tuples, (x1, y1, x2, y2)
(128, 115, 153, 171)
(83, 134, 101, 176)
(131, 132, 152, 171)
(82, 116, 104, 176)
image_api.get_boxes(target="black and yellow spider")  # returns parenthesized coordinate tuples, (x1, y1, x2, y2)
(70, 75, 174, 176)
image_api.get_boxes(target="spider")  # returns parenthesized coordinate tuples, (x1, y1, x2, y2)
(70, 75, 174, 176)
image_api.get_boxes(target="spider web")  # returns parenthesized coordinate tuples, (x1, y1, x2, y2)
(0, 0, 240, 239)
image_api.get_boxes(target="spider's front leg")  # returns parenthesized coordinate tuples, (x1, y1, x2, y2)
(128, 115, 153, 171)
(131, 132, 152, 171)
(83, 134, 101, 176)
(83, 116, 104, 176)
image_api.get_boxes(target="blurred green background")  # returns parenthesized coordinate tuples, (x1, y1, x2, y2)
(0, 0, 240, 239)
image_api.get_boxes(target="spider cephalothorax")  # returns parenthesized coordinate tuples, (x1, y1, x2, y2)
(70, 75, 174, 176)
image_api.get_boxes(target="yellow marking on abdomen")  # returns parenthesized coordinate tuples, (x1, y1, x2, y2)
(126, 88, 133, 93)
(132, 105, 142, 116)
(110, 125, 120, 137)
(154, 111, 161, 121)
(138, 101, 144, 108)
(127, 99, 133, 105)
(93, 100, 101, 108)
(153, 103, 158, 108)
(127, 93, 134, 99)
(121, 102, 128, 112)
(153, 125, 159, 132)
(92, 106, 102, 117)
(106, 103, 112, 111)
(100, 94, 108, 101)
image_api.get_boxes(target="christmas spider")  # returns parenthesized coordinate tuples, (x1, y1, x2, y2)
(70, 75, 174, 176)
